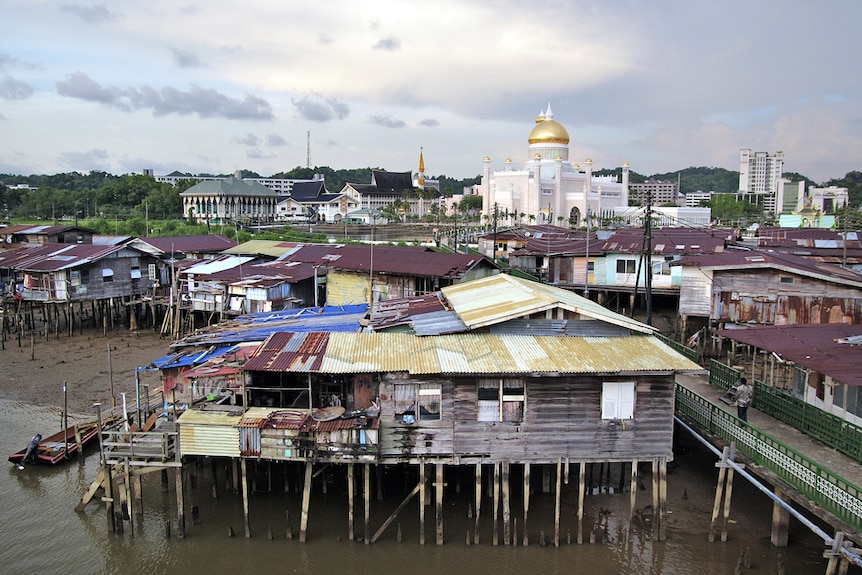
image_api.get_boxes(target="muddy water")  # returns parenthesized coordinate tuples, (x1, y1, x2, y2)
(0, 399, 831, 575)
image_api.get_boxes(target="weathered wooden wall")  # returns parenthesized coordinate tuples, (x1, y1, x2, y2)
(378, 374, 675, 464)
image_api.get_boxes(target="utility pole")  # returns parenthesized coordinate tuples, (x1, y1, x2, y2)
(584, 206, 590, 297)
(493, 202, 498, 262)
(644, 189, 653, 326)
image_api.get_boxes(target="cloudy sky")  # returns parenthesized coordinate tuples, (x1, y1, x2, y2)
(2, 1, 861, 183)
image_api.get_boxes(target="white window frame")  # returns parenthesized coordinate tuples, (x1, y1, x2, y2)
(602, 381, 635, 420)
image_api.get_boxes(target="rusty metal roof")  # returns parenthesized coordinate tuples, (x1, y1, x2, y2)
(441, 273, 655, 333)
(242, 330, 701, 375)
(0, 242, 140, 271)
(715, 323, 862, 387)
(132, 234, 237, 255)
(673, 248, 862, 287)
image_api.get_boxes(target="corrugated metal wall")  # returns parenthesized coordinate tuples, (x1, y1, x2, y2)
(326, 270, 370, 306)
(179, 424, 241, 457)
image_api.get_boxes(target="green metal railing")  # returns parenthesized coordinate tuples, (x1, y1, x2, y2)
(675, 385, 862, 532)
(708, 359, 862, 464)
(655, 333, 698, 362)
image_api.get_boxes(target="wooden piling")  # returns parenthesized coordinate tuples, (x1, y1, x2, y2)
(419, 461, 426, 545)
(300, 461, 312, 543)
(523, 462, 530, 546)
(492, 462, 500, 546)
(629, 459, 638, 528)
(659, 458, 668, 542)
(554, 458, 562, 547)
(348, 463, 355, 541)
(175, 466, 185, 538)
(502, 460, 511, 545)
(771, 487, 790, 547)
(473, 463, 481, 545)
(435, 463, 444, 546)
(241, 459, 251, 538)
(577, 461, 586, 544)
(364, 463, 371, 544)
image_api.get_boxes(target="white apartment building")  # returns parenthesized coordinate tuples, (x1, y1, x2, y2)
(738, 149, 785, 214)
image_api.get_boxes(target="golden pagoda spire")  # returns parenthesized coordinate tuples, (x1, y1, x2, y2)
(417, 146, 425, 187)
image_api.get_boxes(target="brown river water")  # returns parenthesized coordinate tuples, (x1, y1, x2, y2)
(0, 399, 832, 575)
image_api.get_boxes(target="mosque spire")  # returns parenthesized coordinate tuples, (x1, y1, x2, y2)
(417, 146, 425, 187)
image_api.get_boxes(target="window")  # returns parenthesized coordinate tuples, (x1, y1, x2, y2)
(393, 382, 441, 422)
(779, 276, 794, 284)
(616, 259, 636, 274)
(602, 381, 635, 420)
(101, 268, 114, 283)
(478, 378, 524, 422)
(130, 266, 141, 279)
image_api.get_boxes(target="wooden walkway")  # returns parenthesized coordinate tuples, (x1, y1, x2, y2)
(676, 372, 862, 545)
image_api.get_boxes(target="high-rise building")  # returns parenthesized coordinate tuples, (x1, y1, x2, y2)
(738, 149, 784, 213)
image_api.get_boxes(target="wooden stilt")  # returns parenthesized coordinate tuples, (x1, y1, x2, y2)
(719, 464, 733, 543)
(175, 466, 185, 539)
(419, 461, 426, 545)
(348, 463, 355, 541)
(299, 461, 312, 543)
(502, 460, 511, 546)
(124, 458, 134, 536)
(371, 483, 420, 544)
(659, 458, 668, 542)
(364, 464, 371, 544)
(542, 465, 551, 493)
(134, 472, 144, 515)
(651, 459, 660, 541)
(629, 459, 638, 528)
(554, 458, 562, 547)
(492, 462, 500, 546)
(241, 459, 251, 538)
(771, 487, 790, 547)
(523, 462, 530, 546)
(474, 463, 481, 545)
(435, 463, 444, 546)
(708, 448, 729, 543)
(577, 461, 586, 544)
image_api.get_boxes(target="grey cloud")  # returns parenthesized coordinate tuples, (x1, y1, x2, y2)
(368, 115, 406, 129)
(317, 33, 333, 45)
(419, 118, 439, 128)
(372, 37, 401, 51)
(292, 95, 349, 122)
(0, 54, 19, 70)
(59, 4, 118, 23)
(56, 72, 274, 120)
(0, 76, 34, 100)
(234, 133, 259, 146)
(171, 48, 205, 68)
(246, 149, 275, 160)
(59, 148, 109, 169)
(265, 133, 286, 147)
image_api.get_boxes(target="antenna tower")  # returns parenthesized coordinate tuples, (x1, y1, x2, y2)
(306, 131, 311, 169)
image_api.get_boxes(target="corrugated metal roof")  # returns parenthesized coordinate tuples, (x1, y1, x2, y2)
(0, 243, 131, 271)
(441, 274, 654, 334)
(243, 331, 701, 375)
(183, 255, 255, 275)
(133, 234, 237, 254)
(715, 323, 862, 387)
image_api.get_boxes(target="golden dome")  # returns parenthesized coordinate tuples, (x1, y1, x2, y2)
(528, 116, 570, 145)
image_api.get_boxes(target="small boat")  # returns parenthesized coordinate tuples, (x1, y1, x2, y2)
(8, 421, 101, 468)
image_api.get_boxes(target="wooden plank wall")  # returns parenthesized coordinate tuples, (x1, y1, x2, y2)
(378, 374, 675, 464)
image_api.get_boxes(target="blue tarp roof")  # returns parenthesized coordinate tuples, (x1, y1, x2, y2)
(142, 344, 235, 371)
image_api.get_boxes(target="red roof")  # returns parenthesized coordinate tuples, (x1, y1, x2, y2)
(320, 244, 492, 277)
(601, 227, 733, 255)
(243, 331, 330, 372)
(0, 243, 132, 271)
(715, 323, 862, 387)
(136, 234, 237, 254)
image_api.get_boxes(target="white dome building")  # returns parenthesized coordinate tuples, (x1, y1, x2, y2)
(480, 104, 629, 226)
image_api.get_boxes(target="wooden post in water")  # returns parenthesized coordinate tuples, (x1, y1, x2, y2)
(629, 459, 639, 528)
(659, 458, 668, 542)
(419, 461, 426, 545)
(771, 486, 790, 547)
(577, 461, 586, 544)
(492, 462, 500, 546)
(300, 461, 312, 542)
(522, 462, 530, 546)
(363, 463, 371, 544)
(473, 463, 481, 545)
(502, 460, 511, 545)
(651, 459, 660, 541)
(347, 463, 355, 541)
(709, 446, 731, 543)
(435, 463, 444, 546)
(554, 458, 562, 547)
(241, 459, 251, 537)
(175, 466, 185, 538)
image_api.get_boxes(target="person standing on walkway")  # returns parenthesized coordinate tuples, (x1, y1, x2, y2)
(735, 377, 752, 422)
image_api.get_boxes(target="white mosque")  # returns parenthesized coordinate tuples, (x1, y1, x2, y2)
(479, 104, 630, 226)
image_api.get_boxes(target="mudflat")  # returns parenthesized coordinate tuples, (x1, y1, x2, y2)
(0, 328, 171, 414)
